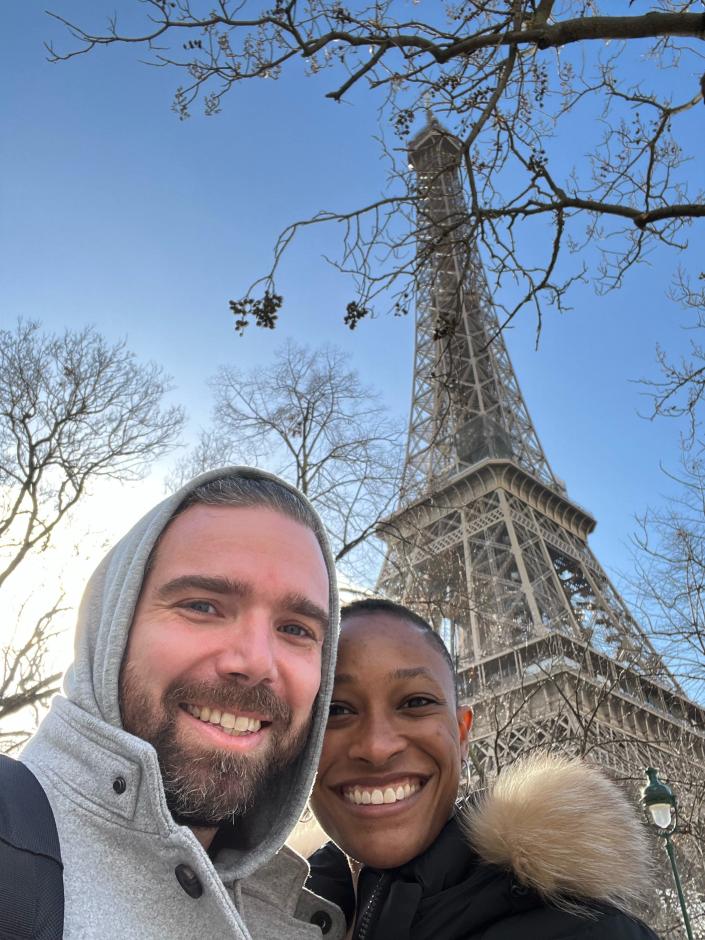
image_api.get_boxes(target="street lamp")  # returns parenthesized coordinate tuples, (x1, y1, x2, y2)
(641, 768, 693, 940)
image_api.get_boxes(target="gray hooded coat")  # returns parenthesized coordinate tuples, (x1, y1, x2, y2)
(20, 467, 345, 940)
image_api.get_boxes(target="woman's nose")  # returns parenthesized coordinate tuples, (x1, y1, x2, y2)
(348, 712, 406, 765)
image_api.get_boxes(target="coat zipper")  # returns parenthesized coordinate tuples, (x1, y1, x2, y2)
(354, 873, 387, 940)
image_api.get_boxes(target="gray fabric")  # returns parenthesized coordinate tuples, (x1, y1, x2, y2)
(21, 466, 340, 939)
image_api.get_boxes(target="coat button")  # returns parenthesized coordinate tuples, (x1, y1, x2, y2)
(112, 776, 127, 794)
(175, 864, 203, 898)
(510, 879, 529, 897)
(310, 910, 332, 934)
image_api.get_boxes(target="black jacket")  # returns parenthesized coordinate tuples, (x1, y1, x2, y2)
(307, 754, 661, 940)
(0, 755, 63, 940)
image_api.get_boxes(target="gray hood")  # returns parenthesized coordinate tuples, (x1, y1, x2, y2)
(61, 465, 339, 878)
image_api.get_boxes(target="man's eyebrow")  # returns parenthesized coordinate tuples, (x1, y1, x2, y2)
(156, 575, 250, 599)
(281, 592, 330, 633)
(156, 579, 329, 631)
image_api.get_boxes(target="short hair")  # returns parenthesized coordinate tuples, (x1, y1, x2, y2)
(146, 473, 321, 575)
(340, 597, 456, 699)
(174, 473, 319, 532)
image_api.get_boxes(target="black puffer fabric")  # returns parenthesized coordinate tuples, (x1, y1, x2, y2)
(307, 817, 661, 940)
(0, 755, 63, 940)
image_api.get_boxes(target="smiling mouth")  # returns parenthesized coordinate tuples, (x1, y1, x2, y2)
(341, 777, 427, 806)
(181, 703, 270, 736)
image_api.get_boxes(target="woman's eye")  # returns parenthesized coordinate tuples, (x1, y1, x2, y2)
(328, 702, 352, 718)
(402, 696, 437, 709)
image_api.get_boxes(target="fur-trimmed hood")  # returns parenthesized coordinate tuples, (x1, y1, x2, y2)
(461, 752, 653, 916)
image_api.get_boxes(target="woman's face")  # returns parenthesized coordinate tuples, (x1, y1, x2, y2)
(311, 612, 472, 869)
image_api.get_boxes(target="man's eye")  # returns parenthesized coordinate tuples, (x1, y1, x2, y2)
(181, 600, 217, 615)
(278, 622, 314, 639)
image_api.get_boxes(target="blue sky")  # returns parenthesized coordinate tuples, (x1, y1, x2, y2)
(2, 1, 704, 612)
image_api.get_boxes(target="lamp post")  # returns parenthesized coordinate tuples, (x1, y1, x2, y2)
(641, 768, 693, 940)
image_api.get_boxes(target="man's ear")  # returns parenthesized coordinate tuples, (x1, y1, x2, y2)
(456, 706, 473, 750)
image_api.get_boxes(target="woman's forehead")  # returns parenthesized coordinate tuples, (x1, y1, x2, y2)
(337, 613, 451, 685)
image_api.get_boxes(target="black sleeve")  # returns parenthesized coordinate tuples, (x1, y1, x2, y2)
(307, 841, 356, 927)
(573, 909, 662, 940)
(0, 756, 64, 940)
(0, 840, 64, 940)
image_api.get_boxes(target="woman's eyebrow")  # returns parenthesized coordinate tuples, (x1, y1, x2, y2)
(333, 666, 439, 685)
(390, 667, 437, 682)
(333, 672, 356, 685)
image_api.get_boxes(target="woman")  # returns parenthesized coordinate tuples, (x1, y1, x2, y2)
(307, 598, 660, 940)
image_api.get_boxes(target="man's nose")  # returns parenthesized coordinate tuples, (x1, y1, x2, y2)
(348, 711, 406, 765)
(214, 614, 278, 687)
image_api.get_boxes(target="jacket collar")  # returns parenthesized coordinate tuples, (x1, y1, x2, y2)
(460, 753, 653, 915)
(24, 696, 173, 837)
(23, 695, 262, 879)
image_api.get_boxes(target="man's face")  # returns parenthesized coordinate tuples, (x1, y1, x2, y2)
(119, 503, 329, 826)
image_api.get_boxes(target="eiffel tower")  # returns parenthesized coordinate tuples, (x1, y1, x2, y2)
(377, 114, 705, 932)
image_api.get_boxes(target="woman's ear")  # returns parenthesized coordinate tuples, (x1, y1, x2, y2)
(456, 706, 473, 750)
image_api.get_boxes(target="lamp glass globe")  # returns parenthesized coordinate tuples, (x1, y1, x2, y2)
(648, 802, 673, 829)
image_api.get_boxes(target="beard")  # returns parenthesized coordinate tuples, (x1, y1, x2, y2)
(119, 665, 311, 828)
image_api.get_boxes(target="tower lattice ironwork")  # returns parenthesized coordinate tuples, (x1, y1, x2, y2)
(377, 115, 705, 933)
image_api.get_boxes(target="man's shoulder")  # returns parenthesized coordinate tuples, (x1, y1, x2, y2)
(237, 845, 346, 940)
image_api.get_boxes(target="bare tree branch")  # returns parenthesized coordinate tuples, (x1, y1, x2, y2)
(0, 319, 185, 591)
(1, 318, 186, 744)
(45, 2, 705, 333)
(167, 340, 403, 576)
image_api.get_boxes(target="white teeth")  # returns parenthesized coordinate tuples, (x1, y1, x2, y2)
(343, 780, 422, 806)
(186, 706, 262, 735)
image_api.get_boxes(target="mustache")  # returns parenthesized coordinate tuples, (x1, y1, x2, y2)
(164, 679, 292, 724)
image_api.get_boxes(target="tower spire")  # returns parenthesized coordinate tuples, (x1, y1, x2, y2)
(379, 112, 693, 700)
(402, 117, 556, 503)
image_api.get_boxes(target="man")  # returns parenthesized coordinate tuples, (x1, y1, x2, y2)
(12, 467, 345, 939)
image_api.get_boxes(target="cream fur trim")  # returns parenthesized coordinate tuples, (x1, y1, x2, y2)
(460, 753, 652, 914)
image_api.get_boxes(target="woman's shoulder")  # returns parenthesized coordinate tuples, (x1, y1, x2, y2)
(478, 899, 660, 940)
(460, 754, 654, 919)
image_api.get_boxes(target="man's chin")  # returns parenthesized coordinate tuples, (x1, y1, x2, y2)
(119, 672, 312, 826)
(160, 721, 311, 827)
(167, 801, 247, 830)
